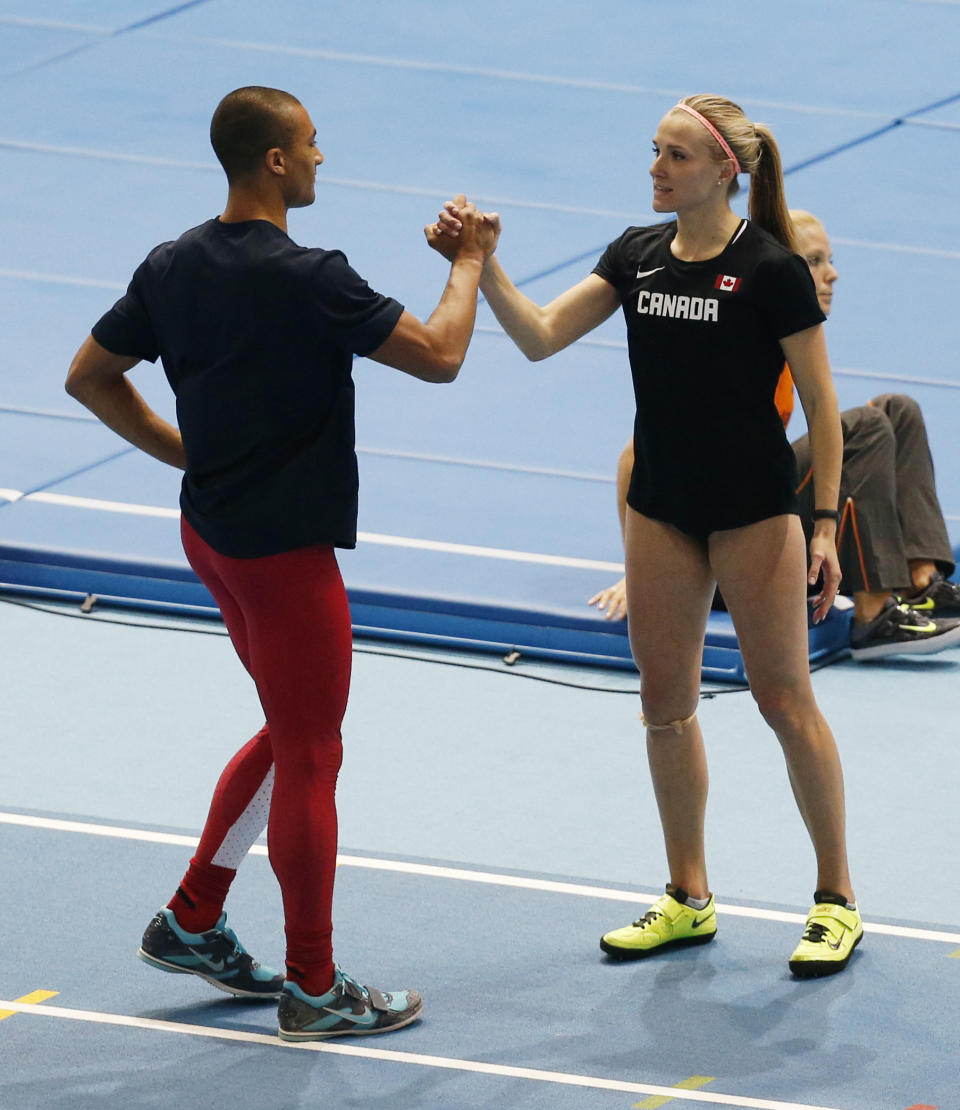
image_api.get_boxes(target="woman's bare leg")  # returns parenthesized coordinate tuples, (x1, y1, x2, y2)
(710, 514, 853, 901)
(624, 509, 716, 898)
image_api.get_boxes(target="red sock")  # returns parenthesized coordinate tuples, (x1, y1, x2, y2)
(285, 925, 335, 997)
(168, 857, 236, 933)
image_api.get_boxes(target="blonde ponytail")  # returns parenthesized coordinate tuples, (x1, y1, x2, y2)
(748, 124, 795, 251)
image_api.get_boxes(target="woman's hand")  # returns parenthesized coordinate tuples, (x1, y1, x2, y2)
(425, 195, 500, 261)
(588, 576, 627, 621)
(808, 525, 841, 623)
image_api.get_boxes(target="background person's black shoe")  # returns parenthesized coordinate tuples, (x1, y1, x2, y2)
(850, 598, 960, 661)
(899, 572, 960, 619)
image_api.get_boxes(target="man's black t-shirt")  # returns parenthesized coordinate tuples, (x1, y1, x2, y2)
(92, 218, 403, 557)
(594, 219, 825, 536)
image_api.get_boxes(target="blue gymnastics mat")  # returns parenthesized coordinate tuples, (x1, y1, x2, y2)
(2, 0, 958, 681)
(0, 454, 853, 683)
(0, 535, 853, 683)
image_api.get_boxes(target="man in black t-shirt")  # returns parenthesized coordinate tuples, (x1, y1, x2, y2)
(66, 86, 496, 1040)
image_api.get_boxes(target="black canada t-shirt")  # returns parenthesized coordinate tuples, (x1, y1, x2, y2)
(594, 219, 825, 535)
(93, 218, 403, 557)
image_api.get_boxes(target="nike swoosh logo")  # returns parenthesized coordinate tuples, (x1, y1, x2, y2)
(906, 599, 934, 610)
(903, 618, 937, 632)
(635, 266, 665, 279)
(187, 948, 226, 972)
(322, 1005, 378, 1027)
(690, 915, 713, 929)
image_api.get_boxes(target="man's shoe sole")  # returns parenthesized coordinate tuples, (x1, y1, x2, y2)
(600, 931, 716, 961)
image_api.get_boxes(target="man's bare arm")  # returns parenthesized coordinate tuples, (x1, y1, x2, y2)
(66, 335, 185, 469)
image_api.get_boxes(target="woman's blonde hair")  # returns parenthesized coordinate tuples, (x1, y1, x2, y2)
(675, 94, 796, 252)
(787, 208, 826, 243)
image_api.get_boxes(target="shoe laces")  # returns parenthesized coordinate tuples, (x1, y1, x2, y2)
(631, 907, 663, 929)
(336, 968, 369, 1002)
(801, 921, 830, 945)
(219, 924, 249, 963)
(890, 604, 935, 628)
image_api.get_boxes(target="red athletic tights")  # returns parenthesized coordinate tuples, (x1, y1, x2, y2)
(175, 518, 351, 996)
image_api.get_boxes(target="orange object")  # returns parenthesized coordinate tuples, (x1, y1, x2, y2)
(775, 364, 794, 430)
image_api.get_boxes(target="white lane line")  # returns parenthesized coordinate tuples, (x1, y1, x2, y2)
(26, 491, 178, 518)
(357, 446, 612, 484)
(0, 415, 613, 481)
(0, 138, 629, 219)
(0, 138, 213, 171)
(830, 236, 960, 261)
(481, 327, 960, 390)
(2, 812, 957, 944)
(0, 404, 100, 422)
(144, 34, 892, 124)
(903, 117, 960, 131)
(3, 491, 625, 572)
(0, 16, 886, 124)
(0, 999, 848, 1110)
(0, 15, 113, 31)
(825, 366, 960, 390)
(0, 267, 125, 290)
(354, 531, 623, 571)
(4, 138, 960, 260)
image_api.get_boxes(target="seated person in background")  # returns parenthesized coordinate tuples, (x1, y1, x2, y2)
(591, 209, 960, 661)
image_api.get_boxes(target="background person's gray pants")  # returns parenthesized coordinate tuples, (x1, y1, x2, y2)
(792, 393, 955, 594)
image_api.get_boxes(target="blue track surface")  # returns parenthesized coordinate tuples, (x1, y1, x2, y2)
(7, 2, 958, 673)
(3, 6, 960, 1108)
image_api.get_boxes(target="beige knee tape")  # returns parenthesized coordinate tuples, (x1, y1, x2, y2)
(640, 711, 697, 735)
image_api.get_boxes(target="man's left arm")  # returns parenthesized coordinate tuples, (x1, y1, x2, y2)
(66, 334, 185, 469)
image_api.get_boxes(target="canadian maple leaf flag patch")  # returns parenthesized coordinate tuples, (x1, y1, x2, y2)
(714, 274, 741, 292)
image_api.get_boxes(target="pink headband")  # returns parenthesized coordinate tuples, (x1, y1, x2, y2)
(673, 102, 741, 175)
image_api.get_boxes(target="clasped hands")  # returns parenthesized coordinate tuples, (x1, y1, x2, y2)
(425, 194, 500, 262)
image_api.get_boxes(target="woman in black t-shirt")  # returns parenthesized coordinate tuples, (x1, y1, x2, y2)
(432, 95, 862, 978)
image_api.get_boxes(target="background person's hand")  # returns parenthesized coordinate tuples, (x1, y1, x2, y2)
(588, 576, 627, 621)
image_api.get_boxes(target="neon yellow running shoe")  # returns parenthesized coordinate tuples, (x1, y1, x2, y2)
(600, 886, 717, 961)
(789, 892, 863, 978)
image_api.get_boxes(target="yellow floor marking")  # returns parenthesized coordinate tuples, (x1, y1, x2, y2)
(635, 1075, 716, 1109)
(0, 990, 58, 1022)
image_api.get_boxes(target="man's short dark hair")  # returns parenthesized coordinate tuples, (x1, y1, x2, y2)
(210, 87, 303, 182)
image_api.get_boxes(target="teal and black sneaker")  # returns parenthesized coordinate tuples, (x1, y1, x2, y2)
(278, 967, 423, 1040)
(138, 907, 284, 999)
